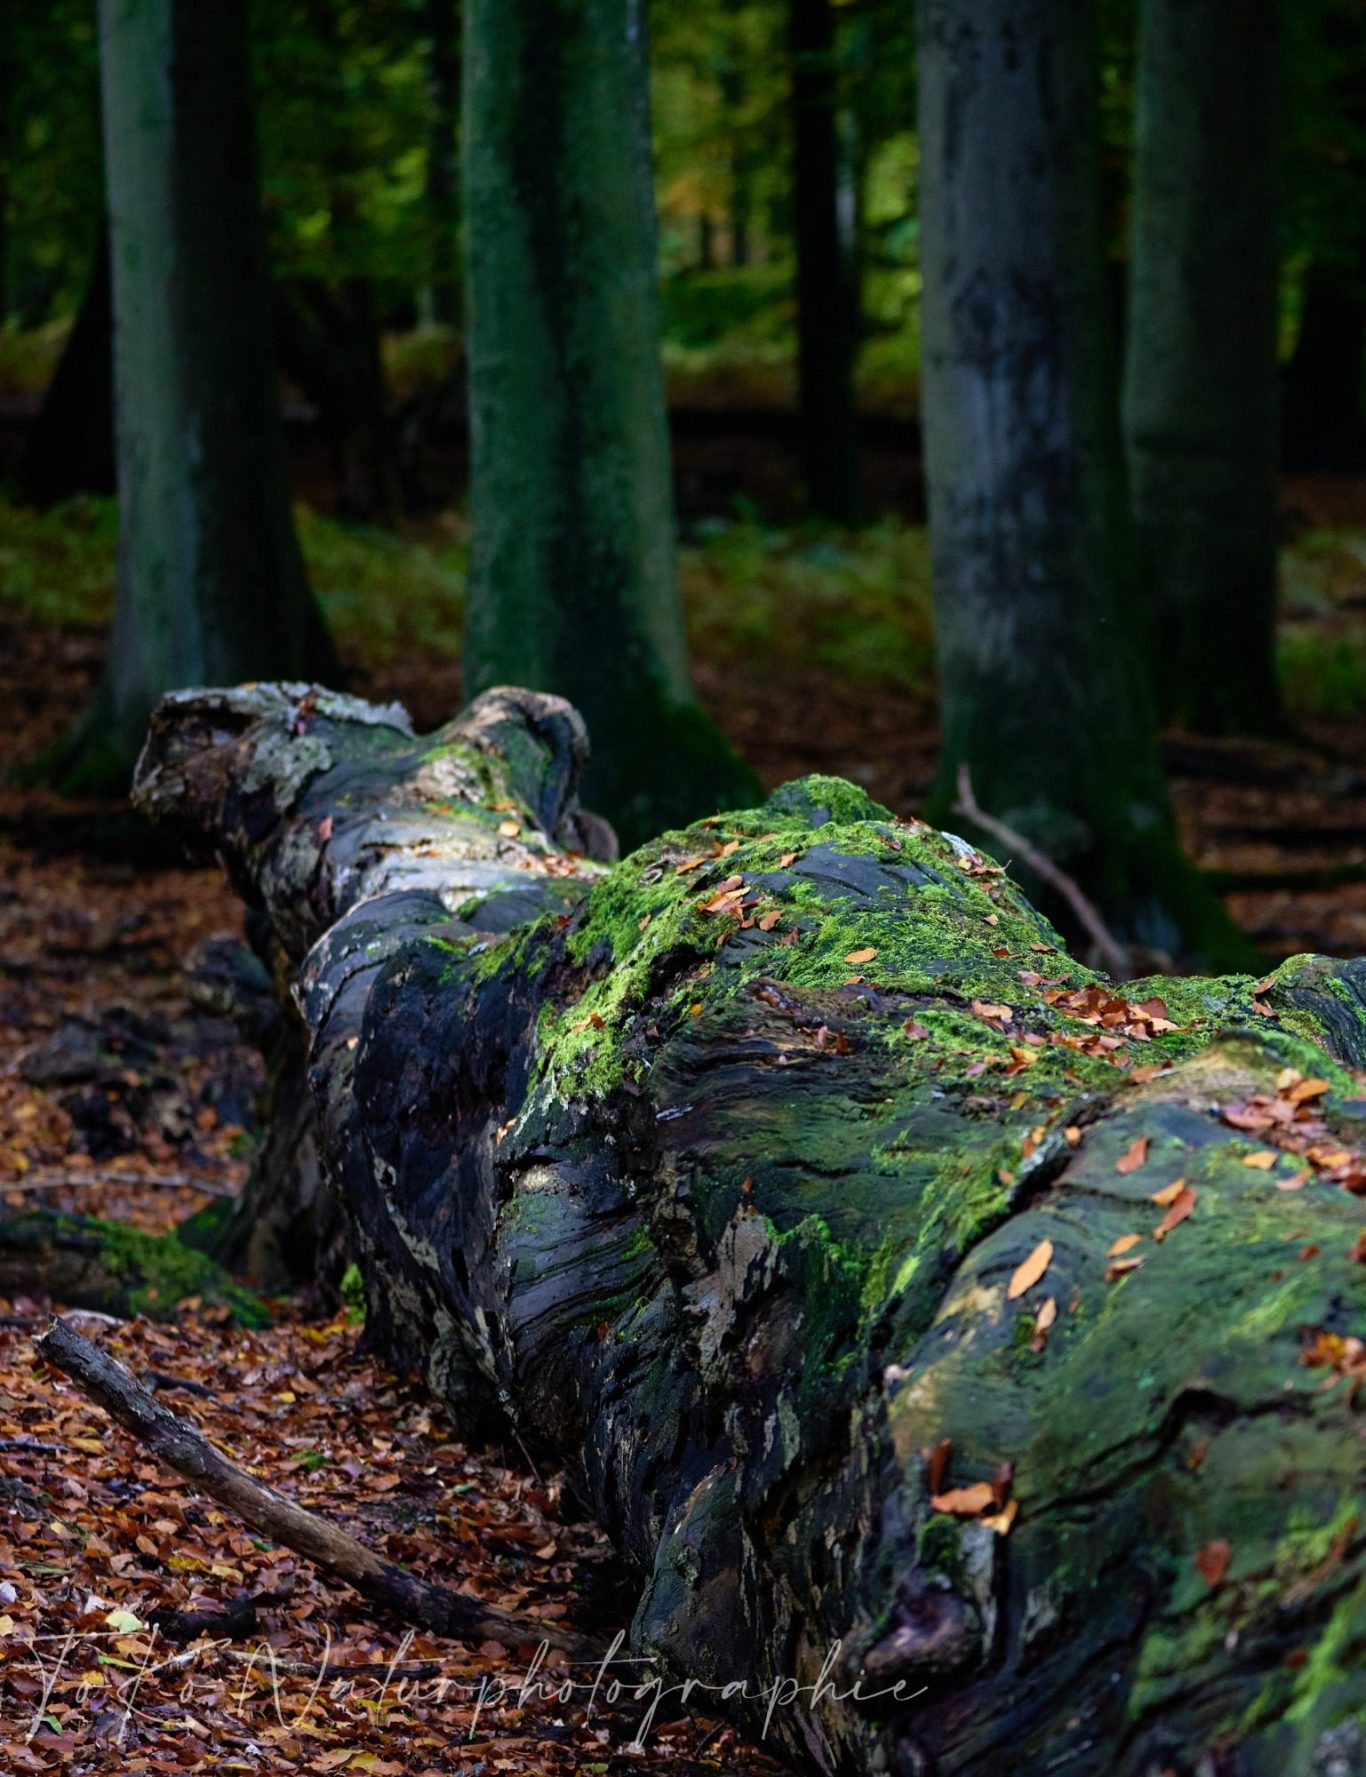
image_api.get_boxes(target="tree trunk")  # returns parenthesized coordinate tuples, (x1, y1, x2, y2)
(58, 0, 334, 794)
(424, 0, 462, 330)
(1122, 0, 1283, 737)
(914, 0, 1244, 969)
(20, 225, 116, 507)
(135, 678, 1366, 1777)
(1283, 263, 1366, 471)
(460, 0, 758, 847)
(789, 0, 862, 523)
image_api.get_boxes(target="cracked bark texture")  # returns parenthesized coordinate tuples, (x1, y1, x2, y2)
(135, 682, 1366, 1777)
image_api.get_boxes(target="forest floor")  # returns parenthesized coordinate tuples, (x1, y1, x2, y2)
(2, 491, 1366, 1772)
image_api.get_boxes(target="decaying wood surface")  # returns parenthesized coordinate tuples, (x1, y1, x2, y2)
(132, 681, 1366, 1777)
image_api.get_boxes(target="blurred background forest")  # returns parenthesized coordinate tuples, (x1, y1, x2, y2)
(3, 0, 1366, 966)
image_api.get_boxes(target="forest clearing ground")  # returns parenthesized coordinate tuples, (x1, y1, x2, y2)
(1, 494, 1365, 1771)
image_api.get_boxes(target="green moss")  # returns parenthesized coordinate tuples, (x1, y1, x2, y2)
(81, 1214, 268, 1326)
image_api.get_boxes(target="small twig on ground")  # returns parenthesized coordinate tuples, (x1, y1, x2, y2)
(35, 1317, 603, 1660)
(953, 763, 1132, 980)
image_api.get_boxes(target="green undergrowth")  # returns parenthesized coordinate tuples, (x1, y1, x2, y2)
(2, 495, 1361, 721)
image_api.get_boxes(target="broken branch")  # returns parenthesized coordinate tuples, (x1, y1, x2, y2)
(35, 1317, 599, 1659)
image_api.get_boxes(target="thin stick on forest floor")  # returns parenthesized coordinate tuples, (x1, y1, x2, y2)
(953, 763, 1133, 980)
(35, 1316, 603, 1661)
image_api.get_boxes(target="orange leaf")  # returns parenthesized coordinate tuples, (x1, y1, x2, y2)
(930, 1483, 995, 1517)
(926, 1437, 952, 1495)
(1196, 1540, 1231, 1586)
(758, 910, 782, 932)
(844, 947, 878, 965)
(982, 1498, 1018, 1536)
(1154, 1185, 1197, 1241)
(1007, 1238, 1053, 1300)
(1105, 1255, 1145, 1282)
(1150, 1177, 1186, 1207)
(1107, 1233, 1143, 1257)
(1116, 1136, 1150, 1175)
(1030, 1296, 1058, 1352)
(1241, 1151, 1277, 1170)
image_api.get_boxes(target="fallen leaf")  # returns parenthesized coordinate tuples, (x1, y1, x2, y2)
(1196, 1540, 1231, 1586)
(1107, 1233, 1143, 1257)
(1007, 1238, 1053, 1300)
(1116, 1136, 1150, 1175)
(844, 947, 878, 965)
(930, 1484, 995, 1516)
(1241, 1151, 1277, 1170)
(982, 1499, 1018, 1536)
(497, 820, 521, 838)
(1030, 1296, 1057, 1353)
(1150, 1177, 1187, 1207)
(1154, 1185, 1197, 1241)
(926, 1438, 952, 1495)
(1105, 1255, 1145, 1282)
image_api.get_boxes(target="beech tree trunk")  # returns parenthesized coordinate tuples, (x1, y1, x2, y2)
(459, 0, 757, 845)
(1123, 0, 1283, 737)
(914, 0, 1245, 969)
(789, 0, 862, 523)
(59, 0, 334, 793)
(134, 681, 1366, 1777)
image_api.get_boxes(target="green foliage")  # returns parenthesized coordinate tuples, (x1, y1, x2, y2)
(4, 496, 1363, 728)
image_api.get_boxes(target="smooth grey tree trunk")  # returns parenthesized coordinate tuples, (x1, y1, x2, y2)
(789, 0, 862, 523)
(60, 0, 333, 793)
(914, 0, 1242, 967)
(460, 0, 757, 845)
(1122, 0, 1282, 737)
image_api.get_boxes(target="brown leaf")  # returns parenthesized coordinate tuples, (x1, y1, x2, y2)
(930, 1483, 995, 1517)
(758, 909, 782, 932)
(1030, 1296, 1057, 1353)
(1196, 1539, 1231, 1586)
(1107, 1233, 1143, 1257)
(1116, 1136, 1150, 1175)
(1007, 1238, 1053, 1300)
(844, 947, 878, 965)
(1150, 1177, 1187, 1207)
(926, 1438, 952, 1495)
(1154, 1185, 1197, 1241)
(1105, 1255, 1145, 1282)
(1242, 1150, 1277, 1170)
(982, 1498, 1018, 1536)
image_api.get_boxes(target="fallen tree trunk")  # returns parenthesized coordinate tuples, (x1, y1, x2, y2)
(133, 682, 1366, 1777)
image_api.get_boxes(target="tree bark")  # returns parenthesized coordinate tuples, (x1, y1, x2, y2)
(789, 0, 862, 523)
(59, 0, 334, 793)
(423, 0, 462, 330)
(20, 225, 116, 507)
(460, 0, 758, 846)
(1123, 0, 1283, 737)
(134, 678, 1366, 1777)
(1283, 262, 1366, 472)
(914, 0, 1245, 968)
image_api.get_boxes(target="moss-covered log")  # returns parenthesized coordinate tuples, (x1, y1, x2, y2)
(134, 682, 1366, 1777)
(0, 1207, 267, 1326)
